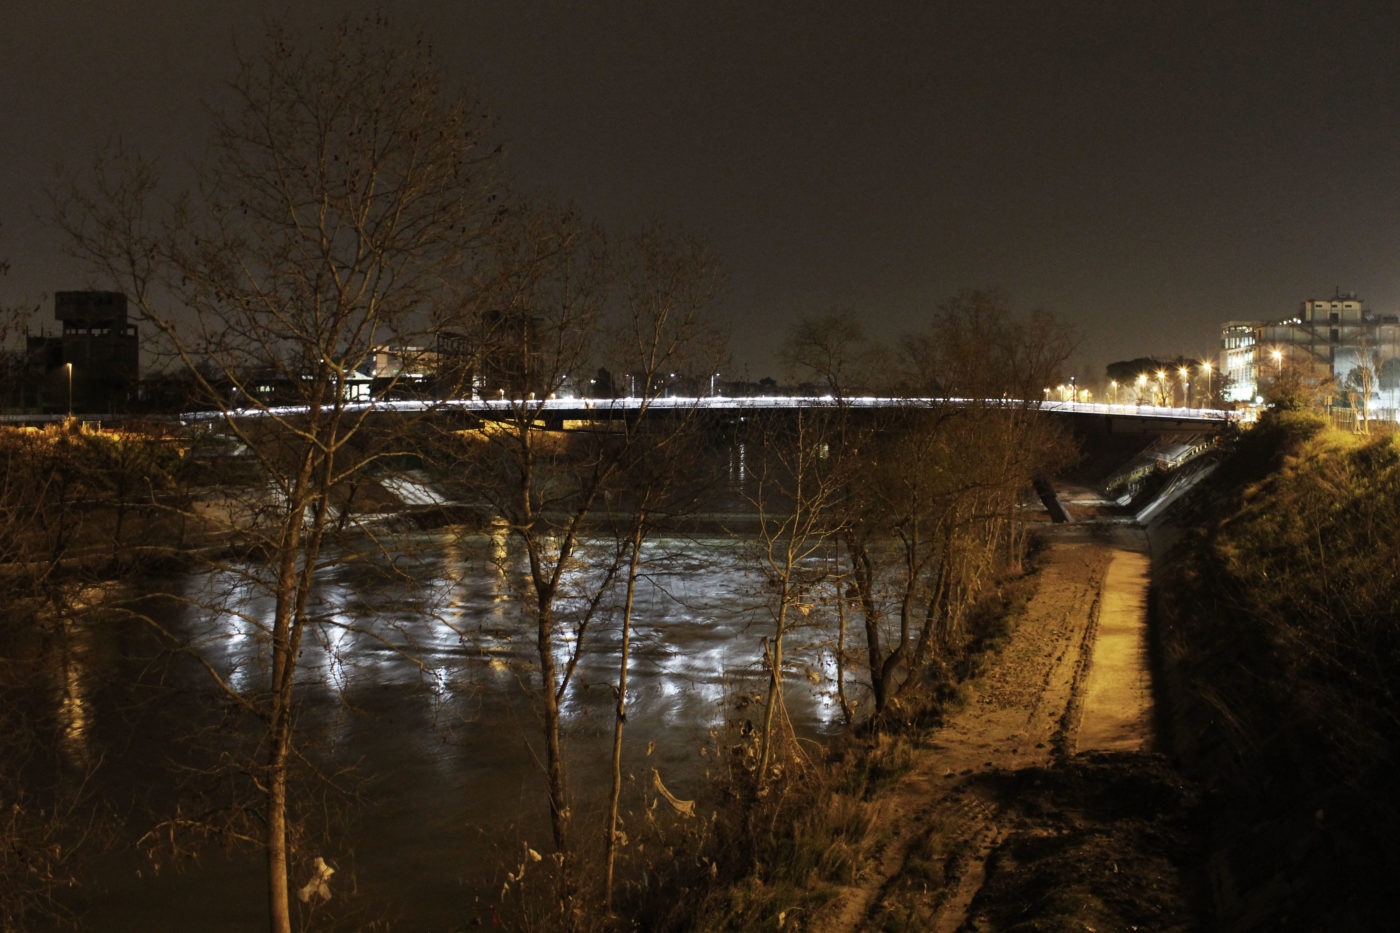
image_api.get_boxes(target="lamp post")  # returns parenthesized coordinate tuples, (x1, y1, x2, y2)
(1200, 362, 1212, 407)
(1178, 366, 1190, 408)
(1271, 348, 1282, 374)
(1110, 380, 1118, 405)
(65, 362, 73, 418)
(1156, 369, 1167, 406)
(1136, 373, 1147, 404)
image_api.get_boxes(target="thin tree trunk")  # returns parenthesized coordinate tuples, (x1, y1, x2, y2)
(266, 487, 307, 933)
(757, 624, 786, 782)
(834, 577, 853, 725)
(264, 434, 334, 933)
(266, 743, 292, 933)
(536, 601, 571, 885)
(604, 522, 645, 910)
(847, 540, 887, 714)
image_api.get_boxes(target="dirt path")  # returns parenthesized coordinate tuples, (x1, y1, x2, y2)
(809, 492, 1156, 933)
(1073, 534, 1153, 754)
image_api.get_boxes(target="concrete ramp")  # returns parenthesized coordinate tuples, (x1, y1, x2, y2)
(381, 472, 449, 507)
(1134, 458, 1218, 525)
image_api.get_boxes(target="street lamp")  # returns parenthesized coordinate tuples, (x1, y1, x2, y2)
(1271, 348, 1283, 374)
(1110, 379, 1118, 405)
(1178, 366, 1190, 408)
(1136, 373, 1147, 404)
(64, 362, 73, 418)
(1156, 369, 1167, 406)
(1200, 362, 1212, 407)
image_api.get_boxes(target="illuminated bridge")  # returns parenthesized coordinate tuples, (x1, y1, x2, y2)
(183, 395, 1242, 435)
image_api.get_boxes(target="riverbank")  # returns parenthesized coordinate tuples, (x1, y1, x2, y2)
(667, 483, 1200, 933)
(799, 504, 1195, 933)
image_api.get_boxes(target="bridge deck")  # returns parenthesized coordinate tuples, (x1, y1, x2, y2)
(178, 395, 1242, 425)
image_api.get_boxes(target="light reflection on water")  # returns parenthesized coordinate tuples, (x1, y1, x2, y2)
(175, 531, 851, 734)
(61, 530, 861, 930)
(33, 583, 139, 773)
(54, 618, 93, 769)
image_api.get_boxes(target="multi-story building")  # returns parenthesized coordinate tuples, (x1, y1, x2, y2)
(1220, 321, 1261, 403)
(23, 291, 139, 414)
(1219, 292, 1400, 414)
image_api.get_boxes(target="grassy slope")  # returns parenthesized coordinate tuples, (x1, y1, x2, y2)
(1155, 413, 1400, 932)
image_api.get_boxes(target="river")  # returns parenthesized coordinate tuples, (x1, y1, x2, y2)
(19, 526, 853, 930)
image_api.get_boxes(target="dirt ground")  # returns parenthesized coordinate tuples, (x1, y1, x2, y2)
(806, 487, 1199, 933)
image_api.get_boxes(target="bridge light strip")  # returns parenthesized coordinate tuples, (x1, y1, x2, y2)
(181, 395, 1241, 423)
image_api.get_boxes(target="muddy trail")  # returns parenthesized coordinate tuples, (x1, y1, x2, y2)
(805, 489, 1198, 933)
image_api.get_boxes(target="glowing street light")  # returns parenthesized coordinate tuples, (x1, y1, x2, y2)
(1178, 366, 1190, 407)
(1200, 361, 1212, 406)
(1156, 369, 1167, 406)
(65, 362, 73, 418)
(1110, 379, 1118, 405)
(1271, 348, 1283, 373)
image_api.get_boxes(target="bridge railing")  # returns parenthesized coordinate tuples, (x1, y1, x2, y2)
(175, 394, 1244, 423)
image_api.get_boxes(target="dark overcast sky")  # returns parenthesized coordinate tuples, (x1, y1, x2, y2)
(6, 1, 1400, 378)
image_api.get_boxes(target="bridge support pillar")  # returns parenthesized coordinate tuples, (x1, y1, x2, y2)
(1033, 477, 1071, 523)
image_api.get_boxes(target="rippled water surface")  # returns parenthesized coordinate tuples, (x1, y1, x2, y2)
(22, 528, 852, 930)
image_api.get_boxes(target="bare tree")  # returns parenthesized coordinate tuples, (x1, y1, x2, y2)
(779, 310, 886, 397)
(599, 227, 722, 911)
(56, 18, 501, 932)
(442, 205, 610, 912)
(735, 407, 848, 786)
(0, 247, 40, 410)
(782, 293, 1076, 723)
(435, 216, 724, 917)
(1344, 332, 1389, 433)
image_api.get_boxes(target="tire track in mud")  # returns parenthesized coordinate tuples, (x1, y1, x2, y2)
(811, 522, 1124, 933)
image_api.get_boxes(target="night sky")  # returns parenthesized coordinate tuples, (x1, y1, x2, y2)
(6, 0, 1400, 378)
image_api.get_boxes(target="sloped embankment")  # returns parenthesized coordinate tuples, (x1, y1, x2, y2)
(1152, 413, 1400, 931)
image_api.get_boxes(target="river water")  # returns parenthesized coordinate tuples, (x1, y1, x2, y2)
(22, 526, 853, 930)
